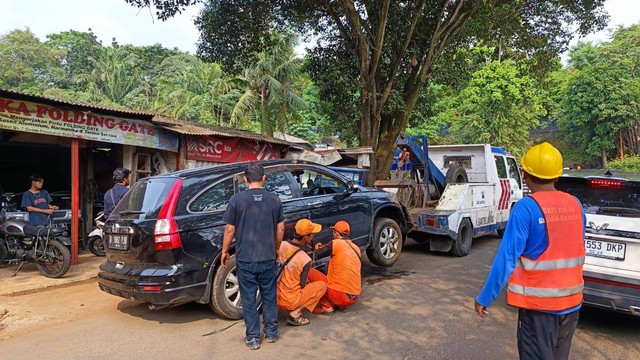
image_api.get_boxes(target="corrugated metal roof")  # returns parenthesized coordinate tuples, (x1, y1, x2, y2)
(273, 132, 310, 145)
(1, 88, 293, 146)
(152, 116, 293, 146)
(0, 88, 156, 118)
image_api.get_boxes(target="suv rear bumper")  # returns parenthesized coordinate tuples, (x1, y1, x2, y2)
(583, 274, 640, 316)
(98, 261, 209, 306)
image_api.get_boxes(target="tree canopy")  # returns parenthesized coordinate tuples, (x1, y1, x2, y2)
(186, 0, 607, 179)
(559, 24, 640, 166)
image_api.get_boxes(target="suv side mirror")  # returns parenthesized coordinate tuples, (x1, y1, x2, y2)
(347, 181, 356, 193)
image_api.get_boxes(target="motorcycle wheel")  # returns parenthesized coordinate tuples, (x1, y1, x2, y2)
(87, 236, 106, 257)
(0, 241, 8, 264)
(36, 240, 72, 278)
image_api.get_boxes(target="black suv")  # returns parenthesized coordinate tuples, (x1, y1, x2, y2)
(98, 159, 410, 319)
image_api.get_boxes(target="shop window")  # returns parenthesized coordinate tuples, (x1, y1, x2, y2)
(189, 177, 235, 212)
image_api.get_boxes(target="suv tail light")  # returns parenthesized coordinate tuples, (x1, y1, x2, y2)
(154, 178, 183, 250)
(588, 179, 625, 189)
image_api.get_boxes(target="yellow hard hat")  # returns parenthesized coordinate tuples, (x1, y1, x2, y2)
(521, 142, 563, 179)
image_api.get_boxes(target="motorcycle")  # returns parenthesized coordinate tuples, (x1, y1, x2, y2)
(87, 211, 105, 257)
(0, 200, 72, 278)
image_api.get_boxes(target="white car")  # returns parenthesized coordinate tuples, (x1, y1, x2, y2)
(557, 170, 640, 316)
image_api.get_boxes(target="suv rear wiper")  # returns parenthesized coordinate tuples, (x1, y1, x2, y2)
(596, 207, 640, 216)
(119, 210, 145, 216)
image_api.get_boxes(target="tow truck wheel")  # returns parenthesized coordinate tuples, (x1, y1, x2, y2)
(367, 218, 402, 267)
(449, 218, 473, 257)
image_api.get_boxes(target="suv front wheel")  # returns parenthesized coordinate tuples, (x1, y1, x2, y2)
(366, 217, 402, 267)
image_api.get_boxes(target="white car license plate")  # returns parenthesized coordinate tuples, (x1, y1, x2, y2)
(585, 239, 626, 261)
(108, 234, 129, 250)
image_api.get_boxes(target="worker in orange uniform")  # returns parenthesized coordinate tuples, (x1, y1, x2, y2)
(277, 219, 328, 326)
(397, 146, 411, 171)
(474, 142, 586, 360)
(309, 220, 362, 315)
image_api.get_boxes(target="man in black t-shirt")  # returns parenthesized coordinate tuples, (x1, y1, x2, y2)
(222, 163, 285, 350)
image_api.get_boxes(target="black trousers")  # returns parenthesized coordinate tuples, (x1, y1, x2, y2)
(517, 308, 580, 360)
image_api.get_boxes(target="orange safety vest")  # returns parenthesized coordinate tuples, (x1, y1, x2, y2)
(507, 191, 586, 312)
(327, 239, 362, 296)
(277, 241, 311, 309)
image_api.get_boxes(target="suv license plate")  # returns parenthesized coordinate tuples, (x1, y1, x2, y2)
(108, 234, 129, 250)
(585, 239, 626, 261)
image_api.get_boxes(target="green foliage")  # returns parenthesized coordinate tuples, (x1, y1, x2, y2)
(196, 0, 280, 73)
(228, 32, 311, 135)
(558, 24, 640, 164)
(0, 29, 65, 92)
(608, 156, 640, 173)
(45, 29, 104, 89)
(153, 54, 231, 123)
(123, 0, 200, 21)
(407, 58, 548, 156)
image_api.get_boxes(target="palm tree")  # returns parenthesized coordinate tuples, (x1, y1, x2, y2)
(74, 46, 141, 106)
(154, 55, 233, 124)
(229, 32, 311, 136)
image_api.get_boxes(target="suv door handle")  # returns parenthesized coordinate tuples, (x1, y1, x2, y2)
(306, 201, 323, 206)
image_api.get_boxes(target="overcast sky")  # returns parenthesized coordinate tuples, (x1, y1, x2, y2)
(0, 0, 638, 55)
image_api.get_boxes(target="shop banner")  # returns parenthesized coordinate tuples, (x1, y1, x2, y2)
(0, 96, 178, 152)
(186, 135, 279, 163)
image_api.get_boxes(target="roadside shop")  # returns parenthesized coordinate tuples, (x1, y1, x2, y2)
(0, 89, 292, 264)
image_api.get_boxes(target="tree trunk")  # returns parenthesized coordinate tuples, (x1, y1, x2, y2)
(373, 74, 428, 181)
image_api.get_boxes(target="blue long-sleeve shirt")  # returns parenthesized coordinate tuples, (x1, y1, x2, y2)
(103, 184, 129, 219)
(476, 193, 586, 314)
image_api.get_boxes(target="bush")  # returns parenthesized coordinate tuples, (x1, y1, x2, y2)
(608, 155, 640, 173)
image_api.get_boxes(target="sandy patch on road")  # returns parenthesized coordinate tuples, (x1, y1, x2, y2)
(0, 279, 123, 341)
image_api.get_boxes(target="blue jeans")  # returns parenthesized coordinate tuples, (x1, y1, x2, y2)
(236, 260, 279, 340)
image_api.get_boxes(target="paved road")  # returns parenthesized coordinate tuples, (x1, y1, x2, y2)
(1, 236, 639, 360)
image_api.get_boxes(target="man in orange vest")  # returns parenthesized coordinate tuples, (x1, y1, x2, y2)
(277, 219, 328, 326)
(474, 142, 586, 360)
(309, 220, 362, 315)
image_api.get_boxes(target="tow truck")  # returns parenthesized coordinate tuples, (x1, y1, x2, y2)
(375, 135, 523, 256)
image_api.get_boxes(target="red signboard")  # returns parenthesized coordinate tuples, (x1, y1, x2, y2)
(186, 135, 280, 163)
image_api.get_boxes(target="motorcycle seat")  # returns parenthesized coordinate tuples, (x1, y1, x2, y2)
(23, 225, 65, 237)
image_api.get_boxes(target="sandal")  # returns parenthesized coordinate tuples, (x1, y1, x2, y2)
(287, 315, 310, 326)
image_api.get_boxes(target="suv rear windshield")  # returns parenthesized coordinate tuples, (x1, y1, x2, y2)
(112, 177, 177, 219)
(556, 177, 640, 217)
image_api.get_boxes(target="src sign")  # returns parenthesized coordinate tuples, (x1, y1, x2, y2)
(186, 135, 281, 163)
(0, 96, 178, 152)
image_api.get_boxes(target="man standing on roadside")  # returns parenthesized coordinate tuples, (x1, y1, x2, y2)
(221, 163, 284, 350)
(474, 142, 586, 360)
(103, 168, 130, 219)
(21, 174, 58, 226)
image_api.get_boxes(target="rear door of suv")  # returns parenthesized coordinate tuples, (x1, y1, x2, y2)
(104, 176, 180, 265)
